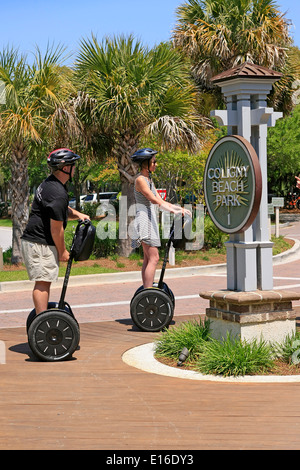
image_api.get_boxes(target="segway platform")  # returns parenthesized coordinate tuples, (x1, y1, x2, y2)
(27, 219, 95, 361)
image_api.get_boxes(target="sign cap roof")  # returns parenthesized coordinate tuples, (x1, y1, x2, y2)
(211, 62, 283, 84)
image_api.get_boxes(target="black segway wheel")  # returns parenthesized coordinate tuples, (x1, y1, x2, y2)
(28, 310, 80, 362)
(26, 302, 75, 333)
(130, 288, 174, 332)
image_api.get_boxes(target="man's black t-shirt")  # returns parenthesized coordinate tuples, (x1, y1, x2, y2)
(22, 174, 69, 246)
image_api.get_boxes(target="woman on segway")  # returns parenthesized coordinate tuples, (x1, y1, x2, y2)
(131, 148, 191, 288)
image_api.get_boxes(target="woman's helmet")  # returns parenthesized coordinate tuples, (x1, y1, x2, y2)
(131, 148, 158, 163)
(47, 148, 81, 170)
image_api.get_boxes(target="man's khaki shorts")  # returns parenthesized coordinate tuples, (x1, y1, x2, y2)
(21, 240, 59, 282)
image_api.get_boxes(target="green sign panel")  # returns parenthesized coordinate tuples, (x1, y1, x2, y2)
(204, 135, 262, 234)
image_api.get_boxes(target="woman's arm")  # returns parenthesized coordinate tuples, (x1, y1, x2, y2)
(135, 176, 160, 205)
(136, 176, 191, 217)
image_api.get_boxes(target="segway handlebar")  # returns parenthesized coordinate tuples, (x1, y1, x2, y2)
(158, 214, 192, 289)
(58, 219, 95, 309)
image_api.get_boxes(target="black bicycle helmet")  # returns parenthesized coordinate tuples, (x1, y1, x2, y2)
(47, 148, 81, 170)
(131, 148, 158, 163)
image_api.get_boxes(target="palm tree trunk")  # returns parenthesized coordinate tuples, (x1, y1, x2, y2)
(113, 133, 139, 257)
(10, 144, 29, 264)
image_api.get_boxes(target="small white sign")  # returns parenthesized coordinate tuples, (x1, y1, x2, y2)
(272, 197, 284, 207)
(268, 204, 274, 215)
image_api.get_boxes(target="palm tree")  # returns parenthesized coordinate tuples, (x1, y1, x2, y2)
(0, 45, 78, 263)
(173, 0, 293, 111)
(75, 35, 209, 256)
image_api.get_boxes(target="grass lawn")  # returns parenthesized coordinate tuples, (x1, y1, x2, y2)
(0, 264, 118, 282)
(0, 219, 12, 227)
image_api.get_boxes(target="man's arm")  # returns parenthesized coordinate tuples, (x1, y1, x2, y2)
(50, 219, 69, 262)
(68, 207, 90, 220)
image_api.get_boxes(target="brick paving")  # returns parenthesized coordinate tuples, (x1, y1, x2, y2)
(1, 218, 300, 449)
(2, 316, 300, 450)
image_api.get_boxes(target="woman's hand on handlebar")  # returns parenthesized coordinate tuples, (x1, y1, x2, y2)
(159, 200, 192, 218)
(174, 206, 192, 218)
(182, 208, 192, 218)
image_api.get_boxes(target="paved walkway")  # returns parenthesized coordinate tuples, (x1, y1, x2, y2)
(1, 217, 300, 450)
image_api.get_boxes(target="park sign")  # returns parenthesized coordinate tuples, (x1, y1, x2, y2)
(204, 135, 262, 234)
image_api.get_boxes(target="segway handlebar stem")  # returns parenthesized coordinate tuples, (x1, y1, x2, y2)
(58, 219, 89, 310)
(158, 219, 175, 289)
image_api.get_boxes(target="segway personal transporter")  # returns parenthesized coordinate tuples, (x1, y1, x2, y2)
(26, 219, 95, 362)
(130, 214, 192, 332)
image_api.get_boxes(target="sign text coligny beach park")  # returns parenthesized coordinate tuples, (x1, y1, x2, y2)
(204, 135, 262, 234)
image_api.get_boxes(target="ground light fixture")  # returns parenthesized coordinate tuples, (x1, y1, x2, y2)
(177, 347, 189, 367)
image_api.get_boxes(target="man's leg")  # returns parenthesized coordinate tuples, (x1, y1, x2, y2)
(33, 281, 51, 315)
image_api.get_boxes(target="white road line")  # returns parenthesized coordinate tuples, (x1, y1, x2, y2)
(274, 277, 300, 281)
(1, 287, 300, 317)
(207, 275, 300, 281)
(0, 303, 130, 315)
(0, 295, 200, 315)
(274, 283, 300, 290)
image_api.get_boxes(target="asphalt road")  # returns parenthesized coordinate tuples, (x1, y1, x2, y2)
(0, 227, 12, 252)
(1, 217, 300, 329)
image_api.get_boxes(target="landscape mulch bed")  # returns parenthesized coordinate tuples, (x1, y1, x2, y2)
(156, 355, 300, 376)
(3, 251, 227, 272)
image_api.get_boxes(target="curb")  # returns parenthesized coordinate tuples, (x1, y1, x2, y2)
(273, 237, 300, 265)
(0, 262, 227, 293)
(1, 237, 300, 293)
(122, 343, 300, 383)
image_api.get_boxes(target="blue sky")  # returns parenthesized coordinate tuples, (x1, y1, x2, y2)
(0, 0, 299, 64)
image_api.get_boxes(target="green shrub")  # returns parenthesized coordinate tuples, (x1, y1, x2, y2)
(273, 331, 300, 364)
(204, 215, 228, 249)
(195, 334, 275, 377)
(93, 226, 118, 257)
(154, 318, 285, 377)
(154, 317, 211, 361)
(81, 202, 100, 219)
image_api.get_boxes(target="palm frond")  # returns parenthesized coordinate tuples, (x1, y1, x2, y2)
(75, 34, 207, 149)
(146, 115, 203, 153)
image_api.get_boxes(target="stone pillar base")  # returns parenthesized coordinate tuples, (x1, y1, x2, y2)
(199, 290, 300, 344)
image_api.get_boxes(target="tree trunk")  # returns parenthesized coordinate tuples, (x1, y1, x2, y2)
(113, 133, 139, 257)
(73, 166, 81, 211)
(10, 144, 29, 264)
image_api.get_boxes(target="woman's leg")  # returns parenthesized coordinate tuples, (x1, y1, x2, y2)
(141, 247, 149, 287)
(142, 243, 159, 288)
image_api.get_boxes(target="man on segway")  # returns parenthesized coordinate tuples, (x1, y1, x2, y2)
(21, 148, 90, 316)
